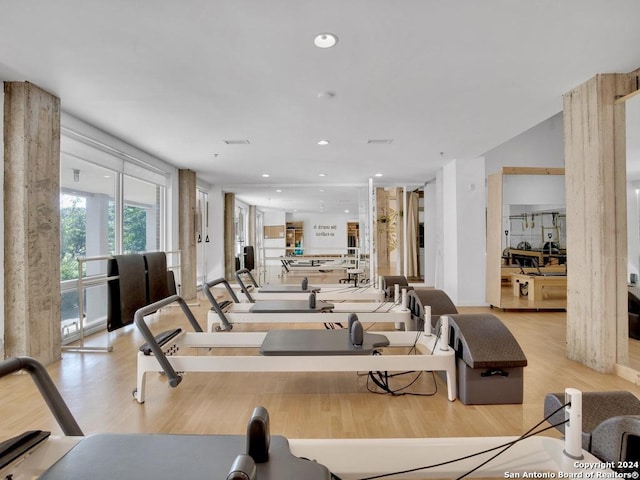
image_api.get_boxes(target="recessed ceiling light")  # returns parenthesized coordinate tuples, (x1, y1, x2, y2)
(317, 140, 330, 146)
(375, 173, 383, 177)
(276, 189, 282, 193)
(314, 33, 338, 48)
(344, 209, 349, 213)
(319, 189, 325, 192)
(262, 174, 270, 178)
(223, 139, 250, 145)
(318, 173, 327, 177)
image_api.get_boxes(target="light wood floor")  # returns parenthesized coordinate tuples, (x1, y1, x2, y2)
(2, 272, 640, 450)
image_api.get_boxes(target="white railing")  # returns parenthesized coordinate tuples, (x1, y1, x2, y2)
(62, 250, 181, 353)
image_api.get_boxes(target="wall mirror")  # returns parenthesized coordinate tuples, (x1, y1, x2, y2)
(624, 93, 640, 372)
(486, 169, 566, 310)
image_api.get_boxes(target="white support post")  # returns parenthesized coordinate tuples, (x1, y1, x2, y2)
(563, 388, 584, 460)
(424, 305, 432, 335)
(439, 315, 449, 352)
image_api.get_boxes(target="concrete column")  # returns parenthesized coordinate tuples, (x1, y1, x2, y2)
(3, 82, 61, 365)
(224, 193, 235, 279)
(178, 169, 197, 300)
(563, 73, 634, 373)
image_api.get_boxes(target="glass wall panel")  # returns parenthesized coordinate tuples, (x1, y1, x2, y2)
(123, 175, 164, 253)
(60, 155, 116, 342)
(60, 155, 168, 344)
(196, 189, 209, 286)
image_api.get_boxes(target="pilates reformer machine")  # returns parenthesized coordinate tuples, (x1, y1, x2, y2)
(279, 254, 354, 273)
(2, 356, 632, 479)
(232, 268, 385, 302)
(0, 357, 330, 480)
(204, 276, 413, 332)
(132, 294, 457, 404)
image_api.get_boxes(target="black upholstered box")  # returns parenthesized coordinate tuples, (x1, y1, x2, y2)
(447, 314, 528, 405)
(456, 357, 524, 405)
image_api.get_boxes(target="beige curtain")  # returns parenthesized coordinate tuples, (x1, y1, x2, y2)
(407, 191, 420, 277)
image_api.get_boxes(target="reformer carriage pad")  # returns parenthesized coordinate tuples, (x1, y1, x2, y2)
(260, 329, 390, 356)
(37, 433, 330, 480)
(249, 300, 333, 313)
(258, 285, 321, 293)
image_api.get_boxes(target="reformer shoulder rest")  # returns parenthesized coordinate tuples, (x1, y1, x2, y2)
(139, 328, 182, 355)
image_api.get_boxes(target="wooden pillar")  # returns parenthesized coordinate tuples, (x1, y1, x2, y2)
(178, 169, 197, 300)
(4, 82, 61, 365)
(224, 193, 235, 280)
(563, 73, 634, 373)
(375, 188, 389, 271)
(485, 172, 503, 308)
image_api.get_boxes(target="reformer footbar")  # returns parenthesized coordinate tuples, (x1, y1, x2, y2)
(132, 295, 457, 403)
(204, 276, 411, 332)
(0, 357, 330, 480)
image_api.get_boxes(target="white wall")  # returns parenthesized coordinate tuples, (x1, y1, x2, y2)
(484, 112, 564, 174)
(438, 158, 487, 306)
(287, 212, 357, 254)
(502, 174, 565, 205)
(442, 161, 459, 298)
(455, 158, 487, 305)
(204, 184, 225, 280)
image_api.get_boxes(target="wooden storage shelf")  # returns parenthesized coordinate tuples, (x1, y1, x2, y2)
(285, 221, 303, 255)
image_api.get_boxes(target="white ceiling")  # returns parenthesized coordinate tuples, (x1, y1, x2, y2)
(3, 0, 640, 213)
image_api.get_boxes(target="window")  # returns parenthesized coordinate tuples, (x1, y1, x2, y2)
(59, 148, 168, 344)
(196, 189, 209, 286)
(123, 175, 163, 253)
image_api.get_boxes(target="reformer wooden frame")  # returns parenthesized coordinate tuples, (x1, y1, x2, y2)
(132, 295, 457, 404)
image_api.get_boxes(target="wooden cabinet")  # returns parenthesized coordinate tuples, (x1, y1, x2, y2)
(285, 221, 303, 255)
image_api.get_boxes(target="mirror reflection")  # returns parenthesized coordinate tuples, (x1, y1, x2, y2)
(625, 93, 640, 371)
(497, 173, 567, 309)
